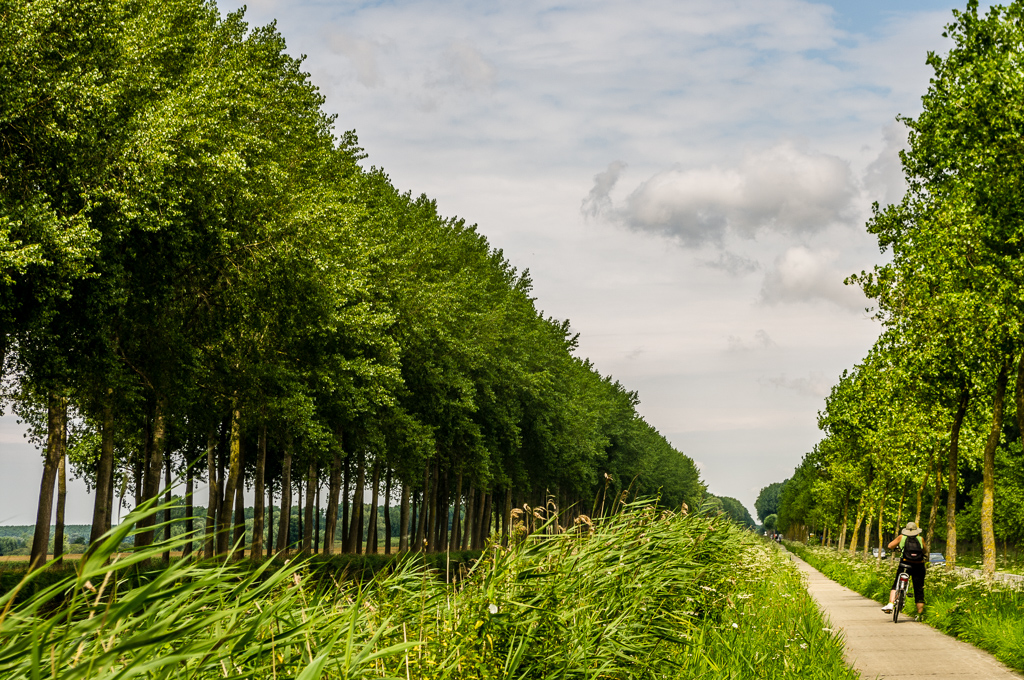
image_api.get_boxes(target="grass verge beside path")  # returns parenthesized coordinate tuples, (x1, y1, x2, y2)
(786, 542, 1024, 674)
(0, 501, 855, 679)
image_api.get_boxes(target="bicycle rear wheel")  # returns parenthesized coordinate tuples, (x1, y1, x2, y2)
(893, 590, 904, 623)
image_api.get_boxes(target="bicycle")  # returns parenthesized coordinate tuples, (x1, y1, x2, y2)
(892, 567, 910, 623)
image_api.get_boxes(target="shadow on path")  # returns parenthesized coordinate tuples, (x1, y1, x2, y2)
(790, 553, 1024, 680)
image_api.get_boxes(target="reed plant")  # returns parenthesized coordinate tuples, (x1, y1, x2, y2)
(788, 542, 1024, 673)
(1, 499, 855, 679)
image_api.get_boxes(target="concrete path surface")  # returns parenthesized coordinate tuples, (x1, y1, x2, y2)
(790, 554, 1024, 680)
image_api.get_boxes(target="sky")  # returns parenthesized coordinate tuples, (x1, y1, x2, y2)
(0, 0, 974, 525)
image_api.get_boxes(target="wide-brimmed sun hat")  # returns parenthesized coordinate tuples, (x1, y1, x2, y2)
(901, 521, 922, 537)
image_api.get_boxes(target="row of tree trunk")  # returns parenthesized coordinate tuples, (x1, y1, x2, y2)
(31, 396, 604, 568)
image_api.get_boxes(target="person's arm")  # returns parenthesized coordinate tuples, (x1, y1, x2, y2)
(887, 536, 902, 550)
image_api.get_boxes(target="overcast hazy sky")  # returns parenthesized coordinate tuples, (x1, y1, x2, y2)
(0, 0, 972, 525)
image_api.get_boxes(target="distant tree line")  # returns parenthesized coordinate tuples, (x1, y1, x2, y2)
(0, 0, 704, 568)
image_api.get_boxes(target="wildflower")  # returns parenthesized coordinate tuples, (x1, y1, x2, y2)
(292, 573, 302, 587)
(488, 603, 498, 615)
(731, 623, 738, 629)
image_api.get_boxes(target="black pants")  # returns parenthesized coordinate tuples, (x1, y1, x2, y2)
(891, 560, 926, 603)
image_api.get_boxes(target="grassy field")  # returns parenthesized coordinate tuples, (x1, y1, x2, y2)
(0, 502, 856, 679)
(786, 542, 1024, 674)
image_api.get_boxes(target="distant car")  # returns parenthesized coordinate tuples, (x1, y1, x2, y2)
(871, 548, 886, 558)
(929, 552, 946, 565)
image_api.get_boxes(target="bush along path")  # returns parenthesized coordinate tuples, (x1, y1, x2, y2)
(786, 543, 1024, 679)
(0, 500, 855, 679)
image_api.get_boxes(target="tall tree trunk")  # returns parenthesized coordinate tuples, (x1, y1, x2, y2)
(838, 489, 850, 552)
(862, 505, 872, 558)
(163, 449, 172, 562)
(426, 462, 438, 552)
(251, 423, 267, 560)
(217, 420, 226, 516)
(31, 395, 66, 569)
(848, 500, 864, 555)
(436, 471, 448, 548)
(303, 461, 315, 554)
(134, 442, 144, 511)
(54, 444, 67, 567)
(204, 429, 219, 559)
(472, 490, 483, 549)
(981, 359, 1009, 575)
(502, 488, 512, 548)
(461, 483, 475, 551)
(476, 489, 488, 549)
(875, 500, 884, 563)
(137, 395, 168, 551)
(367, 460, 380, 555)
(484, 492, 493, 543)
(355, 475, 364, 555)
(184, 470, 194, 558)
(315, 477, 321, 554)
(233, 477, 245, 558)
(449, 472, 463, 552)
(348, 454, 365, 554)
(267, 483, 275, 556)
(399, 481, 410, 552)
(276, 445, 292, 554)
(926, 455, 943, 553)
(947, 385, 969, 568)
(324, 433, 342, 556)
(296, 478, 303, 551)
(415, 466, 429, 551)
(410, 490, 419, 549)
(342, 455, 350, 551)
(88, 396, 116, 549)
(216, 399, 243, 555)
(384, 469, 393, 555)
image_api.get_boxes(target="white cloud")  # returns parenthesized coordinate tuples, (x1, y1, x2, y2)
(442, 41, 497, 90)
(760, 246, 866, 311)
(581, 160, 627, 219)
(327, 32, 384, 87)
(761, 372, 831, 398)
(598, 143, 857, 247)
(727, 329, 776, 353)
(699, 250, 760, 276)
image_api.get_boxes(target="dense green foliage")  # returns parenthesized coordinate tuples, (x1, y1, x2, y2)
(707, 494, 756, 528)
(755, 482, 784, 523)
(0, 0, 704, 563)
(788, 543, 1024, 673)
(0, 502, 854, 679)
(768, 1, 1024, 573)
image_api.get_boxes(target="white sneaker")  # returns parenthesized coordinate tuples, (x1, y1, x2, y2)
(881, 603, 893, 613)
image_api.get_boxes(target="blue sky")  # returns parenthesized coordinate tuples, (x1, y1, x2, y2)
(2, 0, 970, 524)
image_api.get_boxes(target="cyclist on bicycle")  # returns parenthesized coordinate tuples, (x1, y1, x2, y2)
(881, 521, 926, 618)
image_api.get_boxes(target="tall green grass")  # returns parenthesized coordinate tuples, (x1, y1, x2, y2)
(1, 501, 855, 679)
(788, 542, 1024, 673)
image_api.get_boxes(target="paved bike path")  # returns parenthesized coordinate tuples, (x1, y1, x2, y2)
(789, 554, 1024, 680)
